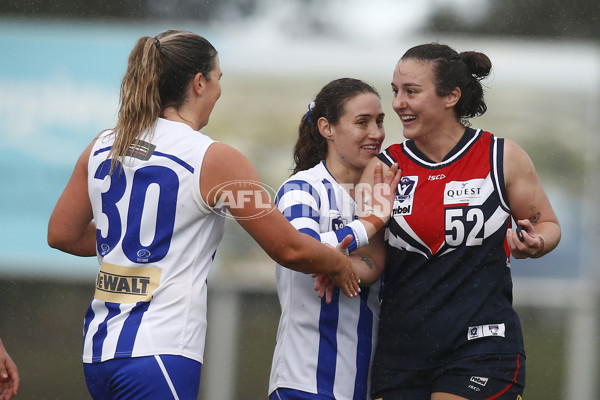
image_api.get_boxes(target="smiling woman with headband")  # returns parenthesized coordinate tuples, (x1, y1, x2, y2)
(268, 77, 401, 400)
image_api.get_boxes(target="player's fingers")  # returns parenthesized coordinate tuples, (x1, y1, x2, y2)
(384, 163, 399, 184)
(325, 284, 333, 304)
(317, 286, 325, 299)
(389, 165, 402, 188)
(338, 234, 353, 252)
(340, 279, 358, 298)
(349, 269, 360, 297)
(373, 162, 383, 185)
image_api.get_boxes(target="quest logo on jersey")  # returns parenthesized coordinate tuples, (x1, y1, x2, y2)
(444, 179, 485, 205)
(94, 262, 161, 303)
(392, 176, 418, 216)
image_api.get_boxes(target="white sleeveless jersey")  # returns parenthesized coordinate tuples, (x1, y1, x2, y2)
(269, 162, 381, 400)
(82, 118, 225, 364)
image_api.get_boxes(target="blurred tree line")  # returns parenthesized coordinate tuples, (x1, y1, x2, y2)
(0, 0, 259, 21)
(427, 0, 599, 42)
(1, 0, 598, 41)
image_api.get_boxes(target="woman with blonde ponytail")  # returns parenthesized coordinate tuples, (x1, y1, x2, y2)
(48, 30, 378, 399)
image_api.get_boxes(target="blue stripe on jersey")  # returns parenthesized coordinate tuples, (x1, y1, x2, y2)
(83, 304, 95, 354)
(283, 204, 320, 222)
(153, 151, 194, 173)
(299, 227, 320, 241)
(115, 301, 151, 357)
(316, 287, 340, 396)
(91, 146, 194, 174)
(321, 179, 339, 212)
(92, 302, 122, 363)
(334, 226, 358, 253)
(93, 146, 111, 156)
(353, 287, 373, 400)
(323, 179, 359, 252)
(275, 180, 322, 208)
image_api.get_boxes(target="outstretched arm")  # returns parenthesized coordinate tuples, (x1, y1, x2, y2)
(503, 139, 561, 259)
(201, 143, 360, 297)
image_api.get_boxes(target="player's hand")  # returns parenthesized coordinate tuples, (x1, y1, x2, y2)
(328, 235, 360, 298)
(358, 163, 402, 229)
(315, 235, 360, 302)
(313, 273, 335, 304)
(0, 342, 19, 400)
(507, 220, 545, 259)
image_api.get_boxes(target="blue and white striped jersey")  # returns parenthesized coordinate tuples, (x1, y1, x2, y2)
(269, 161, 380, 400)
(83, 118, 225, 364)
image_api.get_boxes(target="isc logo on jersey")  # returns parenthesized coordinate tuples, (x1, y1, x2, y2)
(392, 176, 418, 216)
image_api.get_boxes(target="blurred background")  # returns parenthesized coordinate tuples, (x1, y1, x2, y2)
(0, 0, 598, 398)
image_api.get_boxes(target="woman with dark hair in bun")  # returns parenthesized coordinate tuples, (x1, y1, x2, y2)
(358, 43, 561, 400)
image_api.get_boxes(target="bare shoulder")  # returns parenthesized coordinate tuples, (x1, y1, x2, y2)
(201, 142, 262, 206)
(203, 142, 256, 175)
(204, 142, 250, 168)
(502, 138, 537, 187)
(503, 138, 529, 158)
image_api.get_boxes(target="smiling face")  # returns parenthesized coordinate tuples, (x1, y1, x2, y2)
(322, 92, 385, 179)
(391, 58, 458, 142)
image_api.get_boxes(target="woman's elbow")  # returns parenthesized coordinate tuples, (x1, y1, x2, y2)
(47, 228, 69, 251)
(273, 247, 306, 271)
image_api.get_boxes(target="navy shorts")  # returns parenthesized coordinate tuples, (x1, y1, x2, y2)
(84, 355, 202, 400)
(372, 353, 525, 400)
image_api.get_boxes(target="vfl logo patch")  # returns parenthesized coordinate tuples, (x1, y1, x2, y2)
(392, 176, 418, 216)
(468, 323, 506, 341)
(126, 140, 156, 161)
(95, 262, 161, 303)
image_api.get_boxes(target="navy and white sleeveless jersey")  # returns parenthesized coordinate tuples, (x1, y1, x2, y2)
(371, 128, 525, 391)
(269, 161, 381, 400)
(83, 118, 225, 365)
